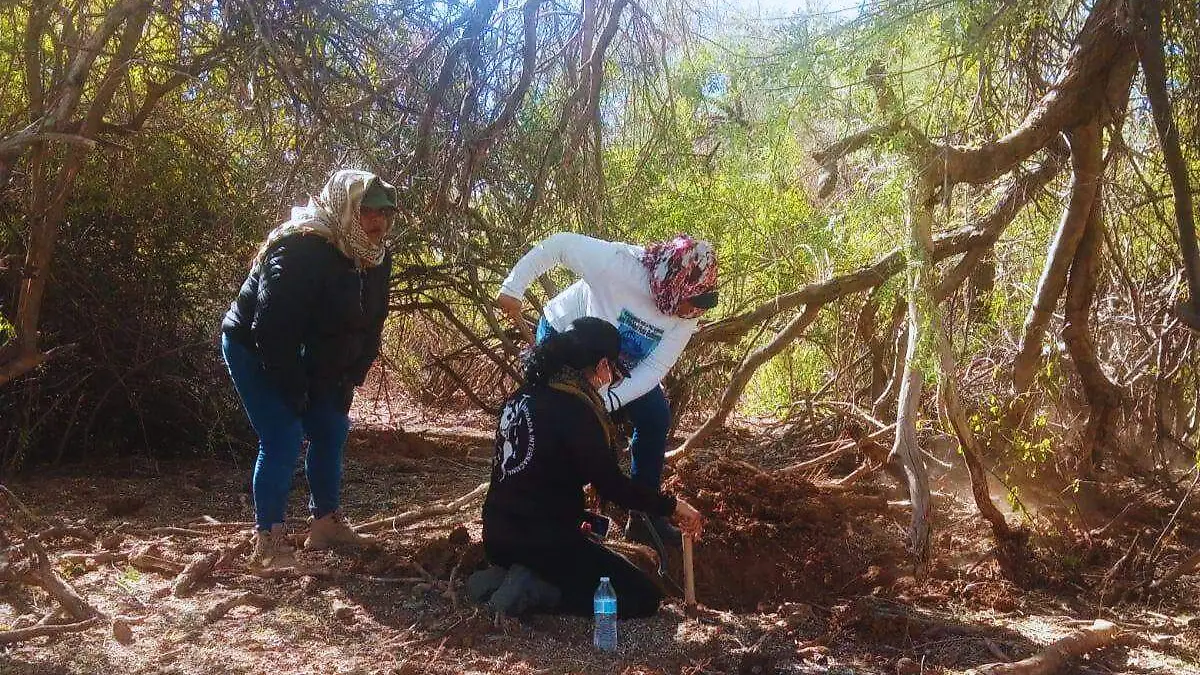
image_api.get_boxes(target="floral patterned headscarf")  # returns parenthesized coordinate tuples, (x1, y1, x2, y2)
(641, 234, 718, 319)
(256, 169, 396, 269)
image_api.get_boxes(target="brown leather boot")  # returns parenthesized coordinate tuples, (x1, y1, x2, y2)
(305, 512, 373, 550)
(250, 524, 296, 568)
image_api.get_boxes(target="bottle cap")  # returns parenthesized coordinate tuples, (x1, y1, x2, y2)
(600, 576, 610, 582)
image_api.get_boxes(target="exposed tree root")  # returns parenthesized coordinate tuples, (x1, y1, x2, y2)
(0, 617, 101, 644)
(969, 620, 1121, 675)
(60, 550, 129, 565)
(205, 592, 276, 623)
(172, 551, 219, 597)
(216, 537, 254, 569)
(128, 544, 184, 576)
(354, 482, 487, 534)
(35, 525, 96, 544)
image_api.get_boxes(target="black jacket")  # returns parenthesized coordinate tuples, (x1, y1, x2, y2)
(482, 384, 676, 546)
(221, 233, 391, 412)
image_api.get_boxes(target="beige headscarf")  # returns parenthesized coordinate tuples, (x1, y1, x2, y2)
(256, 169, 397, 269)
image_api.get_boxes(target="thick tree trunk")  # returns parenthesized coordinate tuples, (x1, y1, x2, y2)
(872, 319, 908, 421)
(1128, 0, 1200, 329)
(934, 0, 1133, 188)
(1, 0, 151, 388)
(967, 251, 996, 325)
(863, 298, 904, 402)
(889, 177, 939, 567)
(1012, 123, 1104, 392)
(1062, 188, 1122, 475)
(937, 355, 1015, 540)
(890, 304, 932, 566)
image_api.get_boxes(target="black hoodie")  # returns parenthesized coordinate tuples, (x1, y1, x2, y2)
(482, 382, 676, 546)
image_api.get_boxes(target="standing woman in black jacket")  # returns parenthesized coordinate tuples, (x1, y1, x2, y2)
(221, 169, 398, 567)
(481, 317, 703, 618)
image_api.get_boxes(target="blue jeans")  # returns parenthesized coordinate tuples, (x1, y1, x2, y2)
(536, 318, 671, 489)
(221, 334, 351, 531)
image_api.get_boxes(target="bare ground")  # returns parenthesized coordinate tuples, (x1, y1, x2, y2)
(2, 411, 1199, 674)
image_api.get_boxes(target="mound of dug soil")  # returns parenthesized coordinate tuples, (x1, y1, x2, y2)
(666, 459, 905, 610)
(414, 525, 486, 578)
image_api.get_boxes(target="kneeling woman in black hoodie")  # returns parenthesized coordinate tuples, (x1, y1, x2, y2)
(481, 317, 703, 618)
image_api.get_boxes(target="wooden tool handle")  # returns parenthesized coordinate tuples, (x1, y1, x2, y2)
(683, 534, 696, 607)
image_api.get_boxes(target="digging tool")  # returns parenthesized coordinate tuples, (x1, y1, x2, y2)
(635, 511, 670, 578)
(682, 534, 696, 607)
(632, 512, 698, 604)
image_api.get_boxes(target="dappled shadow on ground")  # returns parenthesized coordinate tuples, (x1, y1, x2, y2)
(2, 421, 1198, 674)
(0, 657, 76, 675)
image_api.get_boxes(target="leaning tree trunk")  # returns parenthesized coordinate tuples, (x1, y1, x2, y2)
(967, 251, 996, 325)
(1062, 168, 1122, 475)
(0, 0, 153, 388)
(889, 176, 939, 567)
(1129, 0, 1200, 329)
(1011, 123, 1106, 393)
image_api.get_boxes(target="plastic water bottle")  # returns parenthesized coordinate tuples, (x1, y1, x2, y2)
(593, 576, 617, 652)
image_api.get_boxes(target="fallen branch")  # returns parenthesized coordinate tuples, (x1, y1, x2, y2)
(35, 525, 97, 544)
(187, 515, 222, 525)
(969, 620, 1121, 675)
(0, 617, 102, 644)
(187, 521, 255, 531)
(778, 442, 855, 474)
(354, 482, 488, 534)
(245, 564, 336, 580)
(60, 550, 129, 565)
(21, 543, 103, 620)
(121, 526, 208, 538)
(172, 551, 219, 597)
(204, 592, 276, 623)
(1149, 549, 1200, 593)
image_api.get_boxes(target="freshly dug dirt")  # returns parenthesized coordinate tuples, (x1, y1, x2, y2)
(414, 524, 486, 578)
(666, 459, 905, 610)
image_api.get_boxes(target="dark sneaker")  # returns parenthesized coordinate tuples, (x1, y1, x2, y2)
(625, 512, 682, 548)
(466, 565, 509, 605)
(487, 564, 561, 616)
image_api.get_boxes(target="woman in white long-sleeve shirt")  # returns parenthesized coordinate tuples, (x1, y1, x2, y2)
(496, 232, 718, 546)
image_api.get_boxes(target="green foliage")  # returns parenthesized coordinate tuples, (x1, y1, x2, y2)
(0, 132, 263, 469)
(1, 0, 1197, 479)
(120, 566, 143, 585)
